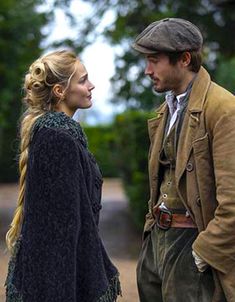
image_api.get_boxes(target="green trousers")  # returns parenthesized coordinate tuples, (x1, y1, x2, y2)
(137, 225, 215, 302)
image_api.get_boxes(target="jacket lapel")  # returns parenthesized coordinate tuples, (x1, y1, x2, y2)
(148, 103, 168, 192)
(175, 67, 211, 185)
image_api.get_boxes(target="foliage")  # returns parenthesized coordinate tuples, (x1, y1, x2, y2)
(0, 0, 50, 181)
(76, 0, 235, 110)
(215, 57, 235, 94)
(113, 110, 155, 229)
(84, 124, 119, 177)
(0, 0, 79, 181)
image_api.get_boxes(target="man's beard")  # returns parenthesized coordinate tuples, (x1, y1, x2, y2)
(151, 86, 168, 96)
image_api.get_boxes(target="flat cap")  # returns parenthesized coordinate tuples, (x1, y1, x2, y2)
(132, 18, 203, 54)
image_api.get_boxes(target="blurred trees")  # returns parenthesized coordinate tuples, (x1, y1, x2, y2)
(84, 124, 119, 177)
(113, 111, 154, 228)
(0, 0, 75, 181)
(215, 57, 235, 94)
(0, 0, 49, 181)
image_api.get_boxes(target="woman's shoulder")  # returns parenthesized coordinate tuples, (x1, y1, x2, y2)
(31, 111, 88, 148)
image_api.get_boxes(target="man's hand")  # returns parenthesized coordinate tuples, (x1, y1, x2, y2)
(192, 250, 209, 272)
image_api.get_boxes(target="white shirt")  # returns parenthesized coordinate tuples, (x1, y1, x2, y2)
(165, 91, 187, 136)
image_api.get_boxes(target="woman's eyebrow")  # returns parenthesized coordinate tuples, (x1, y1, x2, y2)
(80, 73, 88, 79)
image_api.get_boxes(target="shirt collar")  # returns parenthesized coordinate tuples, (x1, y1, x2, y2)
(165, 91, 176, 117)
(165, 90, 187, 102)
(176, 91, 187, 103)
(165, 90, 187, 117)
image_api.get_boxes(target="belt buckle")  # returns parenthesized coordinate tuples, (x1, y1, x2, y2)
(155, 205, 172, 230)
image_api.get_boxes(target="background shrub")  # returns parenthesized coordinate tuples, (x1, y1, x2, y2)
(113, 110, 155, 229)
(84, 124, 119, 178)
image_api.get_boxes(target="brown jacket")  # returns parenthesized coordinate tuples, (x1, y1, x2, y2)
(146, 67, 235, 301)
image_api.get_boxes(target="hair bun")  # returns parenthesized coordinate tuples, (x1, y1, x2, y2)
(29, 60, 46, 82)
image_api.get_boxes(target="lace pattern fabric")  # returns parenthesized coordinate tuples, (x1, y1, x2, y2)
(5, 111, 121, 302)
(32, 111, 88, 147)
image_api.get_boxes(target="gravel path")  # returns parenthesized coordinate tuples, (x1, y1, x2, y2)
(0, 179, 141, 302)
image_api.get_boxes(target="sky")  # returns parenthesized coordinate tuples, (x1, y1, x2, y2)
(42, 0, 122, 125)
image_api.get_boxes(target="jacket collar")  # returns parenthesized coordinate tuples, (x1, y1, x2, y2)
(148, 102, 168, 142)
(188, 66, 211, 113)
(147, 102, 168, 187)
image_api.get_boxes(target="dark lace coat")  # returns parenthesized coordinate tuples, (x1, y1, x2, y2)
(5, 112, 121, 302)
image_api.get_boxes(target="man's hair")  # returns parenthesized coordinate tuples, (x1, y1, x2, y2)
(167, 50, 202, 73)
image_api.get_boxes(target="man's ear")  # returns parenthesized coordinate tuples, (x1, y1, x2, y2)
(52, 84, 64, 99)
(181, 51, 191, 67)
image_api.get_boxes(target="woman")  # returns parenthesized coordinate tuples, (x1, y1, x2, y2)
(5, 50, 121, 302)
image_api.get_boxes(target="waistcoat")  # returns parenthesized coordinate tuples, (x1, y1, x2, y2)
(158, 122, 185, 209)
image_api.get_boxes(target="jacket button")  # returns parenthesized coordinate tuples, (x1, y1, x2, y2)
(196, 197, 201, 207)
(186, 162, 193, 172)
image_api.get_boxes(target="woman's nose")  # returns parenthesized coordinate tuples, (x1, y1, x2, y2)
(89, 80, 95, 91)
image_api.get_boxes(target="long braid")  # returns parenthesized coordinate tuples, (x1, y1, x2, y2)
(6, 110, 44, 250)
(6, 50, 78, 252)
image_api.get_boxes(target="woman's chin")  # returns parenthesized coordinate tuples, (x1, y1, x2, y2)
(85, 102, 92, 109)
(77, 102, 93, 110)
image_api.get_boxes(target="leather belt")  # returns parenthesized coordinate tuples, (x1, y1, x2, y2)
(153, 204, 197, 230)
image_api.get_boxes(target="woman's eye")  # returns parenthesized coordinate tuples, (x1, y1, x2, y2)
(79, 77, 87, 84)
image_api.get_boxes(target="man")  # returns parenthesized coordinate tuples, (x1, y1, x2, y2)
(132, 18, 235, 302)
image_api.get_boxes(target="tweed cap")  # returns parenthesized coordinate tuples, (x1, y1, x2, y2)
(132, 18, 203, 54)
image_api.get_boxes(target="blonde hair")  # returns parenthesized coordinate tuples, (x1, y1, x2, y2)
(6, 50, 78, 251)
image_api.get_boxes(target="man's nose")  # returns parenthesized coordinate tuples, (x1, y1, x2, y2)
(144, 63, 153, 76)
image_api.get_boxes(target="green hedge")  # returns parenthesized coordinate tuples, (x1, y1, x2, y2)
(0, 124, 19, 182)
(215, 57, 235, 94)
(84, 124, 119, 178)
(113, 110, 155, 229)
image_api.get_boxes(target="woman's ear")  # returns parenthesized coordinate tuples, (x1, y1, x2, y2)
(52, 84, 65, 100)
